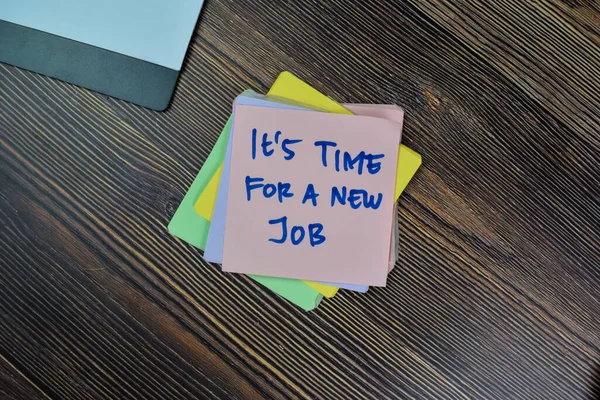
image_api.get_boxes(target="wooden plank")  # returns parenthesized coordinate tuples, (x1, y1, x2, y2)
(0, 0, 598, 399)
(0, 356, 49, 400)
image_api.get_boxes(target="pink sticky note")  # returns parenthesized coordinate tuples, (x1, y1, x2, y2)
(342, 103, 405, 273)
(342, 104, 404, 135)
(222, 105, 401, 286)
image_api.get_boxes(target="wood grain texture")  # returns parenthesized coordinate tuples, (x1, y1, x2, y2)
(0, 0, 599, 399)
(0, 356, 48, 399)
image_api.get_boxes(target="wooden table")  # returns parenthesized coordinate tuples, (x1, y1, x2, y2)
(1, 1, 598, 399)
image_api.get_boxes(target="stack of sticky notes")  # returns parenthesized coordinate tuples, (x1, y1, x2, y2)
(168, 72, 422, 311)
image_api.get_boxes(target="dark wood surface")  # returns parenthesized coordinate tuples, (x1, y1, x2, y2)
(1, 1, 599, 399)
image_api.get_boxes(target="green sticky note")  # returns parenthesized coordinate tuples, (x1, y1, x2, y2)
(168, 118, 232, 249)
(168, 118, 323, 311)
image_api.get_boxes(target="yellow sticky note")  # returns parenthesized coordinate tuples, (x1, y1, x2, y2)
(395, 145, 422, 200)
(194, 164, 222, 221)
(268, 73, 351, 115)
(304, 282, 339, 298)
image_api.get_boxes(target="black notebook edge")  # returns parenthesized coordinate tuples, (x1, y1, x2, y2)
(0, 19, 180, 111)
